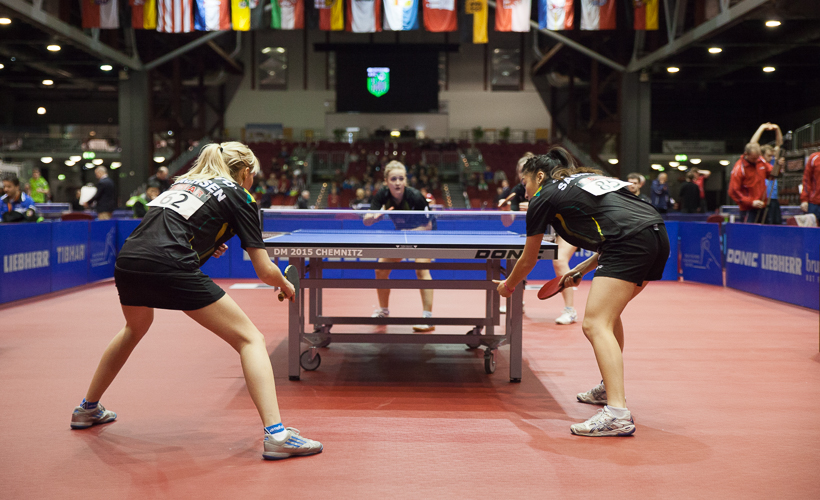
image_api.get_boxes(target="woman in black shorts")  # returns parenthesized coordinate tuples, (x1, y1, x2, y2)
(495, 147, 669, 437)
(70, 142, 322, 460)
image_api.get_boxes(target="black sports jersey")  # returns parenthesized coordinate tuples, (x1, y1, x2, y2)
(370, 186, 433, 230)
(509, 183, 527, 211)
(526, 173, 663, 252)
(119, 177, 265, 271)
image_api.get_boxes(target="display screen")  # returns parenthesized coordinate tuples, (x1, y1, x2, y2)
(336, 48, 439, 113)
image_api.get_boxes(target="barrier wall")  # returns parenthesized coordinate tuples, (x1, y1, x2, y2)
(679, 222, 723, 286)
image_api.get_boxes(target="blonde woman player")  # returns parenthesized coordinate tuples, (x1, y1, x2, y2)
(70, 142, 323, 460)
(363, 161, 435, 332)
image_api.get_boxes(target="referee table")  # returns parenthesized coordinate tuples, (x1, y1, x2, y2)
(262, 209, 557, 382)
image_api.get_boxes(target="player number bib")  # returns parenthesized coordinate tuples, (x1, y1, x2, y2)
(148, 191, 205, 219)
(576, 176, 631, 196)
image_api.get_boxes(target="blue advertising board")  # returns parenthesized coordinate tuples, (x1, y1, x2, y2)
(87, 220, 117, 283)
(51, 221, 90, 292)
(725, 224, 819, 310)
(679, 222, 723, 286)
(0, 223, 53, 303)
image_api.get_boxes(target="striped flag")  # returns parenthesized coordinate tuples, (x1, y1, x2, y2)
(231, 0, 265, 29)
(81, 0, 119, 29)
(580, 0, 615, 30)
(131, 0, 158, 29)
(194, 0, 231, 30)
(271, 0, 304, 29)
(346, 0, 381, 32)
(318, 0, 344, 30)
(383, 0, 419, 31)
(495, 0, 531, 32)
(539, 0, 573, 30)
(460, 0, 487, 43)
(633, 0, 658, 30)
(157, 0, 195, 32)
(423, 0, 457, 32)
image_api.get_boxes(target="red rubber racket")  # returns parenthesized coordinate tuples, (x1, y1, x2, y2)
(537, 272, 581, 300)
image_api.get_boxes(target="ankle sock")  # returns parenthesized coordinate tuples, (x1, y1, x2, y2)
(81, 399, 98, 410)
(422, 310, 432, 319)
(605, 405, 629, 418)
(379, 307, 389, 316)
(265, 423, 288, 440)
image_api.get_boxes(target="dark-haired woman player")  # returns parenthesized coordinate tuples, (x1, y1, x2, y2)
(495, 147, 669, 437)
(70, 142, 322, 460)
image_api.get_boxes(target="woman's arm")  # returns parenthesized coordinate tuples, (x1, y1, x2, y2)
(494, 235, 543, 297)
(246, 247, 294, 299)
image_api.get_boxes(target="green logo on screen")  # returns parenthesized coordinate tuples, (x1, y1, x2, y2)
(367, 67, 390, 98)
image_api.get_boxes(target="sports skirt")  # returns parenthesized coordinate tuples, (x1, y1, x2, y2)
(114, 257, 226, 311)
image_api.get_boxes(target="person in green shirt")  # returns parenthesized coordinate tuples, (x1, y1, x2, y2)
(29, 169, 50, 203)
(126, 184, 160, 218)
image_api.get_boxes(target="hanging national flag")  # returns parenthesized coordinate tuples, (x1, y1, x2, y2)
(633, 0, 657, 30)
(347, 0, 381, 32)
(271, 0, 305, 29)
(580, 0, 615, 30)
(81, 0, 119, 29)
(423, 0, 456, 32)
(194, 0, 231, 30)
(459, 0, 487, 43)
(539, 0, 573, 30)
(495, 0, 531, 32)
(157, 0, 195, 32)
(131, 0, 158, 29)
(231, 0, 251, 30)
(383, 0, 419, 31)
(318, 0, 345, 30)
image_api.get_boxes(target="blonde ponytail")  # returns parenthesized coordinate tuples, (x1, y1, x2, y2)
(176, 141, 260, 183)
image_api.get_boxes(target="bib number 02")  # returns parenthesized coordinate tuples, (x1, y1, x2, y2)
(147, 191, 205, 219)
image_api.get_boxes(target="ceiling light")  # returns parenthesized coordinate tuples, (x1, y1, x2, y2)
(40, 157, 53, 163)
(608, 159, 619, 164)
(65, 160, 75, 166)
(690, 158, 702, 164)
(708, 47, 722, 54)
(667, 67, 680, 73)
(37, 107, 46, 115)
(390, 131, 401, 137)
(719, 160, 730, 166)
(678, 165, 687, 171)
(153, 156, 166, 163)
(765, 20, 781, 28)
(261, 47, 272, 54)
(110, 162, 121, 169)
(763, 66, 775, 73)
(92, 159, 104, 165)
(42, 79, 53, 86)
(84, 163, 95, 169)
(0, 18, 11, 25)
(651, 164, 662, 170)
(69, 155, 81, 161)
(57, 174, 66, 181)
(669, 161, 679, 167)
(0, 64, 4, 69)
(47, 44, 61, 52)
(100, 64, 113, 71)
(276, 47, 285, 53)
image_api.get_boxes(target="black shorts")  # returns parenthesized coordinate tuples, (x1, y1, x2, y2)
(114, 258, 226, 311)
(595, 224, 670, 286)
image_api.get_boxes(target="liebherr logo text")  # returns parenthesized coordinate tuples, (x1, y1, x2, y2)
(270, 248, 363, 257)
(474, 249, 549, 259)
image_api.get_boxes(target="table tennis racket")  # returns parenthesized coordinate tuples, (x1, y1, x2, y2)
(537, 272, 581, 300)
(278, 265, 299, 302)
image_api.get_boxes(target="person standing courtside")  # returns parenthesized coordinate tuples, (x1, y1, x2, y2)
(148, 166, 171, 193)
(363, 161, 436, 332)
(70, 142, 322, 460)
(728, 143, 772, 223)
(84, 166, 117, 220)
(801, 151, 820, 225)
(650, 172, 670, 213)
(495, 148, 669, 437)
(29, 168, 50, 203)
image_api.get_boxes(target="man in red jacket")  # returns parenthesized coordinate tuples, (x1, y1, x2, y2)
(728, 143, 772, 223)
(801, 151, 820, 226)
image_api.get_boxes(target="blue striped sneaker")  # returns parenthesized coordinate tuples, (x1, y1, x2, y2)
(70, 403, 117, 429)
(570, 407, 635, 437)
(263, 428, 323, 460)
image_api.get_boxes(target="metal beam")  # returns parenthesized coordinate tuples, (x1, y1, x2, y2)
(143, 31, 227, 71)
(532, 42, 564, 74)
(487, 0, 626, 72)
(627, 0, 771, 73)
(0, 0, 142, 70)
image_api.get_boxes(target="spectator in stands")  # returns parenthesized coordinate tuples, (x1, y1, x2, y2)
(493, 168, 508, 185)
(277, 174, 290, 195)
(351, 188, 367, 208)
(296, 190, 311, 209)
(650, 172, 670, 213)
(29, 168, 50, 203)
(750, 122, 783, 224)
(627, 173, 652, 204)
(291, 171, 306, 196)
(267, 172, 280, 194)
(255, 179, 272, 209)
(148, 166, 171, 193)
(801, 151, 820, 225)
(689, 168, 711, 213)
(1, 173, 36, 222)
(84, 166, 117, 220)
(328, 184, 339, 208)
(127, 183, 161, 218)
(678, 171, 701, 213)
(483, 165, 494, 185)
(728, 143, 772, 223)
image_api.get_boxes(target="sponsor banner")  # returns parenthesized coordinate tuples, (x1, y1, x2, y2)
(52, 221, 90, 292)
(88, 220, 117, 283)
(679, 222, 722, 286)
(725, 224, 819, 310)
(200, 239, 232, 278)
(0, 223, 52, 304)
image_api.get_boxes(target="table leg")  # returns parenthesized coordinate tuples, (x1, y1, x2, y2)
(288, 258, 304, 381)
(508, 258, 523, 382)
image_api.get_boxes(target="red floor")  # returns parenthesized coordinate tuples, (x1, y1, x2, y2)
(1, 280, 818, 499)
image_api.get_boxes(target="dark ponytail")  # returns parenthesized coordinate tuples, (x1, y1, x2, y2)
(522, 146, 602, 184)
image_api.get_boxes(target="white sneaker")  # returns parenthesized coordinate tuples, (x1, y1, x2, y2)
(412, 324, 435, 332)
(570, 406, 635, 437)
(576, 380, 607, 405)
(555, 307, 577, 325)
(371, 308, 389, 318)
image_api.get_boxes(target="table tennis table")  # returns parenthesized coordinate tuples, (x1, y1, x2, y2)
(262, 209, 557, 382)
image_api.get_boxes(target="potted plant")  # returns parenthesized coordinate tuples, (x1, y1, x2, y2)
(499, 127, 511, 143)
(472, 126, 484, 143)
(333, 128, 345, 142)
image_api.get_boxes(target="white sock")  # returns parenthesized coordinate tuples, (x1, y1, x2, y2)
(422, 311, 432, 319)
(380, 307, 389, 315)
(606, 405, 629, 418)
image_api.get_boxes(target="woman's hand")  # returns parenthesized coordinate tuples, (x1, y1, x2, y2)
(493, 279, 514, 298)
(561, 270, 582, 288)
(212, 243, 228, 258)
(278, 279, 295, 301)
